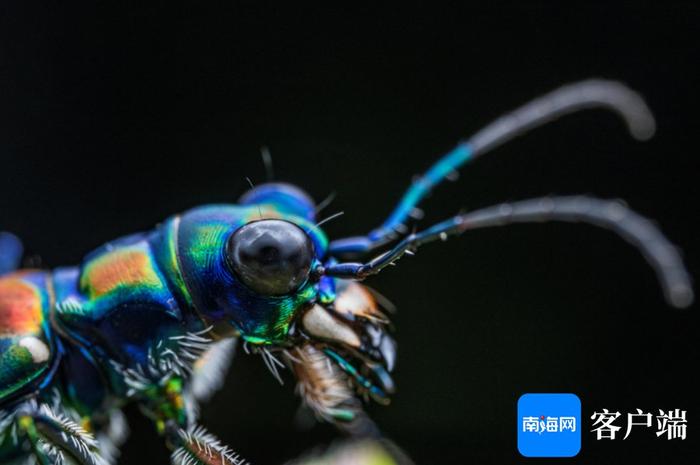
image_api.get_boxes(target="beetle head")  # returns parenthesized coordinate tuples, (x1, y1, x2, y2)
(177, 184, 395, 404)
(222, 217, 395, 401)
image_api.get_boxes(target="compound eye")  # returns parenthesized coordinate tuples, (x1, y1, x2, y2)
(226, 219, 314, 295)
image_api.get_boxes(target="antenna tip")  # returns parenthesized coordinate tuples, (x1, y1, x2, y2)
(669, 284, 694, 309)
(629, 116, 656, 141)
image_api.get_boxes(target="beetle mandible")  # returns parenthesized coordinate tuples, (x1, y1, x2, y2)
(0, 79, 693, 465)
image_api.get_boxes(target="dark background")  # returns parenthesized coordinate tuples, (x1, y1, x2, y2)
(1, 2, 698, 464)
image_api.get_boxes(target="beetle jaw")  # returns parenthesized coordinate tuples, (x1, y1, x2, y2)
(226, 281, 397, 402)
(294, 283, 397, 402)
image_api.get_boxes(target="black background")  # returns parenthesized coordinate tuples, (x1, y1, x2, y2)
(1, 2, 698, 464)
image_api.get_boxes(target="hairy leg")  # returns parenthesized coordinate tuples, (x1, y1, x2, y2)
(136, 374, 249, 465)
(0, 399, 105, 465)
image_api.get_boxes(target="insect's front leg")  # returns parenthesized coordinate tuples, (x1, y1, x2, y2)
(137, 374, 249, 465)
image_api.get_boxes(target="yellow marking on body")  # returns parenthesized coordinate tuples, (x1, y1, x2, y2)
(81, 417, 93, 432)
(81, 247, 162, 298)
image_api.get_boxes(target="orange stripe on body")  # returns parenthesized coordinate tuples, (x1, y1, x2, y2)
(81, 248, 162, 298)
(0, 276, 44, 335)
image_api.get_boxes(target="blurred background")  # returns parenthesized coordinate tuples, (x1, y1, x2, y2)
(1, 2, 698, 463)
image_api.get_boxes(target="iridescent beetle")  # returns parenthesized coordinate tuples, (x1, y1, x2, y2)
(0, 80, 693, 465)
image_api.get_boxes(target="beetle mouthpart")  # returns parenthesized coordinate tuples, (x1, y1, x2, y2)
(286, 344, 361, 424)
(298, 296, 396, 402)
(373, 328, 396, 372)
(322, 346, 395, 403)
(301, 304, 361, 348)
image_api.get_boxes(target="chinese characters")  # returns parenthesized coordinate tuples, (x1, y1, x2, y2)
(590, 409, 687, 440)
(522, 416, 577, 434)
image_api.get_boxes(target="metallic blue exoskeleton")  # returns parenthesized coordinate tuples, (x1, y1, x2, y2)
(0, 80, 692, 465)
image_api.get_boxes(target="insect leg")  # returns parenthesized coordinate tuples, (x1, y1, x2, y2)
(168, 424, 249, 465)
(2, 400, 105, 465)
(328, 80, 655, 257)
(323, 196, 693, 308)
(136, 375, 249, 465)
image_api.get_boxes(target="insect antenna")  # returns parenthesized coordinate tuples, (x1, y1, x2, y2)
(328, 79, 657, 256)
(468, 79, 655, 155)
(323, 196, 693, 309)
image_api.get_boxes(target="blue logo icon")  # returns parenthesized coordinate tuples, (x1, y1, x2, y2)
(517, 393, 581, 457)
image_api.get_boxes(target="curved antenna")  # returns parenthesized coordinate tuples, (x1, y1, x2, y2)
(329, 80, 656, 255)
(469, 79, 655, 155)
(323, 196, 693, 309)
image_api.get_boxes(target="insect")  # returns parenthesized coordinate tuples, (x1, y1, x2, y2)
(0, 79, 693, 465)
